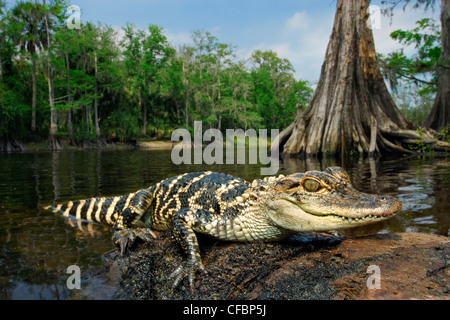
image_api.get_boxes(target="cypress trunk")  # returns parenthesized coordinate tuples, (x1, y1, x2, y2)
(44, 3, 62, 151)
(94, 51, 101, 141)
(31, 56, 37, 134)
(425, 0, 450, 132)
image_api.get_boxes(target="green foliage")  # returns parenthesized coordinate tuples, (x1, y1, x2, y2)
(408, 126, 433, 153)
(435, 124, 450, 143)
(379, 18, 441, 94)
(0, 3, 312, 143)
(103, 108, 140, 141)
(0, 81, 29, 137)
(72, 122, 96, 142)
(249, 50, 311, 129)
(378, 15, 444, 128)
(391, 84, 434, 127)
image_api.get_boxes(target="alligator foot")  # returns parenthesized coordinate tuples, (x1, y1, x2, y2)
(320, 230, 343, 237)
(170, 259, 207, 288)
(113, 228, 157, 255)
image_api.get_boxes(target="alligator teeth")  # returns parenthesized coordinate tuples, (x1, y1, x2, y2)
(337, 214, 383, 221)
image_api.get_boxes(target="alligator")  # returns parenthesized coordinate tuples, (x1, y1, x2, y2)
(46, 167, 402, 287)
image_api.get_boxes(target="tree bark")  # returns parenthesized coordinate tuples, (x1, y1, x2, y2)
(279, 0, 449, 157)
(66, 53, 74, 145)
(143, 91, 147, 136)
(31, 56, 37, 134)
(44, 3, 62, 151)
(94, 51, 101, 141)
(184, 89, 189, 127)
(180, 47, 192, 127)
(67, 108, 74, 145)
(143, 101, 147, 136)
(47, 60, 61, 150)
(425, 0, 450, 131)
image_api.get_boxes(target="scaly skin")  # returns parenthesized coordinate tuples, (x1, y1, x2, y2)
(46, 167, 402, 287)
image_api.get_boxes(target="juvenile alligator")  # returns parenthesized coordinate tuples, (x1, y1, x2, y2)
(46, 167, 402, 287)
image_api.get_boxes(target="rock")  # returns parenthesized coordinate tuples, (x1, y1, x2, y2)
(104, 232, 449, 300)
(330, 233, 450, 300)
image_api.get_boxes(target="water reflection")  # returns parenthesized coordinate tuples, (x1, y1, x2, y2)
(0, 150, 448, 299)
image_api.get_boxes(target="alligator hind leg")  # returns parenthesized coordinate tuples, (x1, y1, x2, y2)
(113, 189, 155, 254)
(113, 228, 156, 255)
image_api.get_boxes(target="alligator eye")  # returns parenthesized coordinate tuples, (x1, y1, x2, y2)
(303, 179, 320, 192)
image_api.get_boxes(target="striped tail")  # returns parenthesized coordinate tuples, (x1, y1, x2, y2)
(45, 193, 137, 227)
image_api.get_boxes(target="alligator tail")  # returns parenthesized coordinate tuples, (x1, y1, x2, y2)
(45, 193, 135, 227)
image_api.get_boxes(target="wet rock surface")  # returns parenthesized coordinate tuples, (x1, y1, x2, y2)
(102, 232, 449, 300)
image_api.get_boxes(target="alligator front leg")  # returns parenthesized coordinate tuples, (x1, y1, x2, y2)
(170, 208, 210, 288)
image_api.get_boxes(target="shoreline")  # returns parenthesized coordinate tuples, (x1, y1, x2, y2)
(2, 136, 273, 153)
(2, 138, 175, 153)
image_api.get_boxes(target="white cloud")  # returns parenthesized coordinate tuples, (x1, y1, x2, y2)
(242, 6, 440, 82)
(280, 11, 334, 81)
(164, 30, 193, 48)
(272, 42, 296, 60)
(233, 11, 333, 81)
(112, 25, 126, 43)
(285, 11, 310, 31)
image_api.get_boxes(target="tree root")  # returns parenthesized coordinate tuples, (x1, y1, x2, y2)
(0, 137, 24, 153)
(46, 135, 63, 151)
(381, 128, 450, 153)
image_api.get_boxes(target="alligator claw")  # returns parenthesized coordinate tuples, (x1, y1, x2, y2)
(170, 260, 207, 288)
(113, 228, 156, 254)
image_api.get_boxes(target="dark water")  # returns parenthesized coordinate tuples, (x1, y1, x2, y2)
(0, 149, 448, 299)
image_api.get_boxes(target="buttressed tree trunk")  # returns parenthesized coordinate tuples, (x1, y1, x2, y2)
(279, 0, 449, 157)
(425, 0, 450, 132)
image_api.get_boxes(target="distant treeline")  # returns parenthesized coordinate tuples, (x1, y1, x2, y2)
(0, 0, 313, 146)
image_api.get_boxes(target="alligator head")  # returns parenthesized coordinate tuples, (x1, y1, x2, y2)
(262, 166, 402, 232)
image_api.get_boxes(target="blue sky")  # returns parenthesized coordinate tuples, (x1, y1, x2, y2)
(8, 0, 440, 81)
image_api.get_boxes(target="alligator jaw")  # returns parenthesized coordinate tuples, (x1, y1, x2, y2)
(265, 195, 402, 233)
(310, 211, 395, 230)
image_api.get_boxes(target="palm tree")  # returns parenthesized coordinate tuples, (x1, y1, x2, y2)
(42, 0, 67, 150)
(10, 1, 47, 135)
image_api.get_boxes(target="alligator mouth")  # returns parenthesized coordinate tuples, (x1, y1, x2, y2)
(267, 197, 401, 233)
(293, 190, 401, 216)
(287, 200, 399, 223)
(324, 213, 392, 223)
